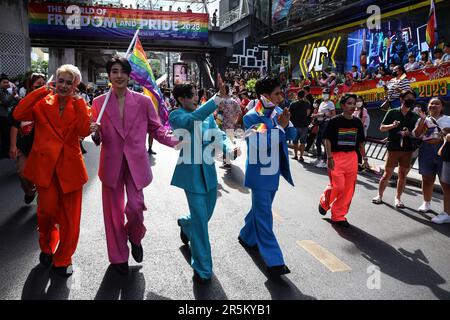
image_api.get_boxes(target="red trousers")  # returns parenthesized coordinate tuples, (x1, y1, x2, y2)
(37, 175, 82, 267)
(320, 151, 358, 222)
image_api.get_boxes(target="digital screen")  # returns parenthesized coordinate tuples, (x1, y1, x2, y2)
(173, 63, 188, 85)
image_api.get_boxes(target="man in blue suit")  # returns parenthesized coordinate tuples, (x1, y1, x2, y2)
(169, 77, 240, 283)
(238, 77, 295, 278)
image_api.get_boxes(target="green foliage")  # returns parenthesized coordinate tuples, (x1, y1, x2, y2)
(245, 78, 258, 92)
(31, 59, 48, 76)
(149, 59, 161, 78)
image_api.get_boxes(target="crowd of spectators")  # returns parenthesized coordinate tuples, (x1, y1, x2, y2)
(30, 0, 202, 12)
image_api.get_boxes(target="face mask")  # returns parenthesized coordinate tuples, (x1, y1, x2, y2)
(356, 102, 363, 108)
(323, 94, 329, 100)
(313, 103, 318, 108)
(404, 99, 415, 108)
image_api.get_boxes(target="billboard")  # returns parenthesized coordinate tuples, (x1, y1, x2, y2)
(28, 3, 209, 42)
(173, 63, 189, 85)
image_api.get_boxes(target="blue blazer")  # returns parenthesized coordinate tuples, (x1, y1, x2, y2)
(243, 106, 295, 191)
(169, 98, 234, 194)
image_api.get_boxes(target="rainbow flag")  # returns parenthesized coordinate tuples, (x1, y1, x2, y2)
(244, 122, 268, 138)
(254, 100, 265, 116)
(127, 36, 169, 127)
(426, 0, 437, 49)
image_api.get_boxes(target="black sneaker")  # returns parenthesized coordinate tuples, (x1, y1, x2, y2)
(24, 192, 36, 205)
(39, 252, 53, 267)
(331, 220, 351, 228)
(318, 204, 327, 215)
(238, 236, 257, 250)
(130, 240, 143, 263)
(52, 264, 73, 277)
(177, 219, 189, 245)
(148, 148, 157, 155)
(193, 270, 211, 284)
(267, 265, 291, 278)
(111, 262, 129, 275)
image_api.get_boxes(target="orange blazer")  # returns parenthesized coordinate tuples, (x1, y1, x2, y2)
(13, 86, 91, 193)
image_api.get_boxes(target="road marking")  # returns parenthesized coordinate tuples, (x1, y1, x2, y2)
(296, 240, 351, 272)
(273, 211, 283, 223)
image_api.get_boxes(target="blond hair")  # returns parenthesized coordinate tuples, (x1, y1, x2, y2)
(56, 64, 82, 87)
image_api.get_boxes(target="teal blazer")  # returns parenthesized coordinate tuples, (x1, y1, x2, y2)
(169, 98, 234, 194)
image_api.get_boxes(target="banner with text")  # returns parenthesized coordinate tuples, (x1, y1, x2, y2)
(289, 62, 450, 108)
(28, 3, 209, 42)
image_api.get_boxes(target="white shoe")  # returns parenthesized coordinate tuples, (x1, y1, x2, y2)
(431, 212, 450, 224)
(313, 158, 321, 165)
(316, 161, 327, 168)
(418, 201, 432, 213)
(372, 195, 383, 204)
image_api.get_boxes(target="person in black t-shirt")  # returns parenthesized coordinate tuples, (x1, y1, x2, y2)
(8, 73, 45, 204)
(303, 85, 314, 106)
(318, 93, 368, 227)
(289, 90, 312, 161)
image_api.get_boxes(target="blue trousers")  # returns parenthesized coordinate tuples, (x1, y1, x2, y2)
(178, 187, 217, 279)
(239, 189, 285, 267)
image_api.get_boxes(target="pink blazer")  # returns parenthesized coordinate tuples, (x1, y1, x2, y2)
(92, 89, 177, 190)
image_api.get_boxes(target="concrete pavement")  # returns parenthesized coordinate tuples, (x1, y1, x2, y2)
(0, 136, 449, 300)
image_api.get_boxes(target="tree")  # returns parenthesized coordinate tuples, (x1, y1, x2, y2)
(31, 59, 48, 76)
(149, 59, 162, 78)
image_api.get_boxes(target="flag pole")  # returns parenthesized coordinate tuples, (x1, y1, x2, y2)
(96, 28, 141, 124)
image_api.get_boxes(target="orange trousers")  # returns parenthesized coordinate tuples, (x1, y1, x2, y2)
(37, 175, 82, 267)
(320, 151, 358, 222)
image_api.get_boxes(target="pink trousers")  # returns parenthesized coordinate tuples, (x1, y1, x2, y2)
(320, 151, 358, 222)
(102, 157, 147, 264)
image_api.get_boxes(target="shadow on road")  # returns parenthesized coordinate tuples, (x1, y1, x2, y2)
(95, 265, 146, 300)
(239, 243, 316, 300)
(384, 203, 450, 239)
(179, 245, 228, 300)
(329, 220, 450, 299)
(192, 274, 228, 300)
(21, 264, 70, 300)
(221, 165, 250, 194)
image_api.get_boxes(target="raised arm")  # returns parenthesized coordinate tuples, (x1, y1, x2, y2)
(13, 86, 49, 121)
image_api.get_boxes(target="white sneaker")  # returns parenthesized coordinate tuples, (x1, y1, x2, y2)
(418, 201, 432, 213)
(316, 161, 327, 168)
(313, 158, 321, 165)
(431, 212, 450, 224)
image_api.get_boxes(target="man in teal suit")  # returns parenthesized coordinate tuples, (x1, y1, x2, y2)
(238, 77, 295, 278)
(169, 77, 239, 283)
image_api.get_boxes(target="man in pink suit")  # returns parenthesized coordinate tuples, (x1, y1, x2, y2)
(90, 56, 178, 275)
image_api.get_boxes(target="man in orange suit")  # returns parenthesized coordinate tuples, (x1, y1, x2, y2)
(13, 64, 91, 277)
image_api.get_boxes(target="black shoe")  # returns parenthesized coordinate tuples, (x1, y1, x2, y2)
(39, 252, 53, 267)
(331, 220, 351, 228)
(193, 270, 211, 284)
(318, 204, 327, 215)
(111, 262, 129, 275)
(177, 219, 189, 245)
(52, 264, 73, 277)
(267, 265, 291, 278)
(24, 192, 37, 205)
(130, 240, 143, 263)
(148, 148, 157, 155)
(238, 236, 257, 250)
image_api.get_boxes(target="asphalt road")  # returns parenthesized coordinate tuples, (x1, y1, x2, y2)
(1, 136, 449, 300)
